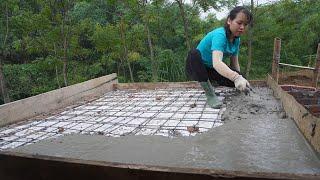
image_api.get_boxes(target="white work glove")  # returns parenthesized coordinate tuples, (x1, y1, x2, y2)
(234, 75, 251, 92)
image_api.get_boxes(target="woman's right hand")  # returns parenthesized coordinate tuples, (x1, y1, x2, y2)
(234, 75, 250, 92)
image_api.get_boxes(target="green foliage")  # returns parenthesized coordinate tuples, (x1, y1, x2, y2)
(92, 23, 118, 53)
(4, 56, 62, 99)
(1, 0, 320, 104)
(128, 52, 141, 62)
(237, 0, 320, 79)
(136, 56, 153, 82)
(157, 48, 187, 82)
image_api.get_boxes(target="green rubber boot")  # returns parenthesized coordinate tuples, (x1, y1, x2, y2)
(200, 80, 222, 108)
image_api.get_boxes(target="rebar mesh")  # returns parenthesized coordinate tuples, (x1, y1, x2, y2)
(0, 88, 233, 150)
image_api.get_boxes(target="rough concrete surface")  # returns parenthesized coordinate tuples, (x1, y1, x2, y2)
(11, 87, 320, 175)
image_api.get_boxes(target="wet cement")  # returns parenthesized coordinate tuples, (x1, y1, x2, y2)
(11, 87, 320, 174)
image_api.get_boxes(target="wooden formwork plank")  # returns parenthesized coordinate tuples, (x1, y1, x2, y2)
(0, 151, 319, 180)
(272, 38, 281, 83)
(313, 43, 320, 88)
(114, 81, 200, 90)
(267, 75, 320, 153)
(0, 73, 118, 127)
(249, 80, 267, 87)
(115, 80, 266, 90)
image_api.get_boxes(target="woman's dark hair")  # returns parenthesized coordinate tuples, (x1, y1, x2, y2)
(224, 6, 253, 40)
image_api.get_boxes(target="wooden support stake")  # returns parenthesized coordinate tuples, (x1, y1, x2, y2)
(272, 38, 281, 83)
(313, 43, 320, 88)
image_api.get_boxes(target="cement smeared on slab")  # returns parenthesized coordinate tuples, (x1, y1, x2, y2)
(11, 87, 320, 174)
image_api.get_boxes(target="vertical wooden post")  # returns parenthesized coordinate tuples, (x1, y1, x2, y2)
(313, 43, 320, 88)
(272, 38, 281, 83)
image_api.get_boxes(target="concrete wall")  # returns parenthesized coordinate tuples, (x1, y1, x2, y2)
(0, 73, 118, 127)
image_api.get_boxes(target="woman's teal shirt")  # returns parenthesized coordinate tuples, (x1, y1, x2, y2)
(196, 27, 240, 68)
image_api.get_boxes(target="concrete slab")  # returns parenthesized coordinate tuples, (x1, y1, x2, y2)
(8, 87, 320, 175)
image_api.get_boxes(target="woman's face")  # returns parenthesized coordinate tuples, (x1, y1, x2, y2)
(227, 11, 248, 38)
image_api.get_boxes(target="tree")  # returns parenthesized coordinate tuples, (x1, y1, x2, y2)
(58, 0, 74, 86)
(173, 0, 238, 51)
(245, 0, 254, 78)
(119, 14, 134, 82)
(0, 1, 16, 103)
(174, 0, 192, 50)
(130, 0, 158, 82)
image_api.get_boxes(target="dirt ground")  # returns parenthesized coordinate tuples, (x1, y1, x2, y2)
(276, 69, 320, 117)
(278, 69, 316, 87)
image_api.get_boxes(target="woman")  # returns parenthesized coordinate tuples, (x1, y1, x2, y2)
(186, 6, 253, 108)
